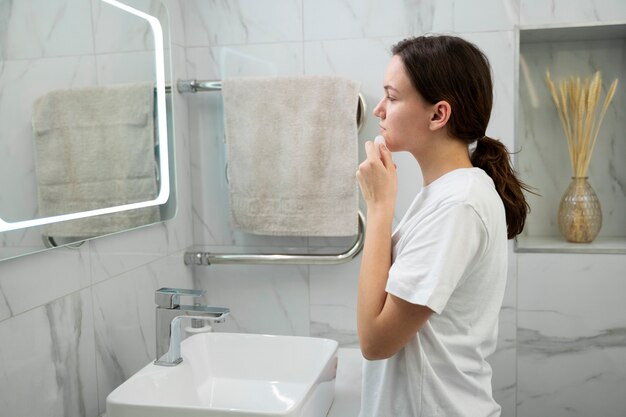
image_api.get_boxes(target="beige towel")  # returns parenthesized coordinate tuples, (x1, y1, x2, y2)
(222, 75, 360, 236)
(32, 83, 160, 238)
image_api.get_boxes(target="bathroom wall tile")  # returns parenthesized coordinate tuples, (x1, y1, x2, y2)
(0, 0, 94, 60)
(93, 253, 193, 414)
(309, 251, 361, 347)
(193, 264, 310, 336)
(452, 0, 519, 32)
(489, 306, 517, 416)
(520, 0, 626, 27)
(303, 0, 445, 41)
(0, 244, 91, 320)
(95, 51, 158, 85)
(90, 223, 170, 284)
(517, 253, 626, 417)
(0, 289, 97, 417)
(0, 56, 97, 250)
(181, 0, 303, 47)
(0, 288, 10, 322)
(460, 31, 516, 151)
(518, 38, 625, 238)
(488, 243, 517, 417)
(303, 0, 517, 41)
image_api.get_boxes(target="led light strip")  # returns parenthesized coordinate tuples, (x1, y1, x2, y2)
(0, 0, 170, 232)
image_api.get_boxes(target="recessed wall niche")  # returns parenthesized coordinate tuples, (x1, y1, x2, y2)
(515, 23, 626, 253)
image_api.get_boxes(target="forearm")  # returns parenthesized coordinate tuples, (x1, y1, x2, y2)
(357, 206, 394, 352)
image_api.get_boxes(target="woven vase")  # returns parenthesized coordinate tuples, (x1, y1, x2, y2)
(557, 177, 602, 243)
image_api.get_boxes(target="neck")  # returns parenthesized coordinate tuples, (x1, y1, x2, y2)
(412, 135, 473, 186)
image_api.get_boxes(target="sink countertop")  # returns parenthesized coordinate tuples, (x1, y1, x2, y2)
(327, 348, 363, 417)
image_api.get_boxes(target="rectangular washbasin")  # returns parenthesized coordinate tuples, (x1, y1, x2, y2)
(106, 332, 339, 417)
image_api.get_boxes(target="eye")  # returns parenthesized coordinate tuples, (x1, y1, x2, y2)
(386, 94, 396, 102)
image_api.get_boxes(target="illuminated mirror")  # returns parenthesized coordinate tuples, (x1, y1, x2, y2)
(0, 0, 176, 261)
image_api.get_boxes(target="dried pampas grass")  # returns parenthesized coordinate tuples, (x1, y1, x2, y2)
(545, 70, 618, 177)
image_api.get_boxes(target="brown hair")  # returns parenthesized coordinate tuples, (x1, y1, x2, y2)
(392, 35, 532, 239)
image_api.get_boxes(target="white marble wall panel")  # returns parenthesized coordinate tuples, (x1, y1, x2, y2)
(0, 244, 90, 318)
(520, 0, 626, 27)
(309, 252, 361, 347)
(93, 252, 193, 414)
(95, 51, 157, 85)
(452, 0, 519, 32)
(0, 289, 10, 322)
(0, 0, 94, 60)
(487, 243, 518, 417)
(302, 0, 518, 41)
(517, 253, 626, 417)
(303, 0, 440, 41)
(193, 263, 310, 337)
(181, 0, 303, 47)
(462, 31, 517, 150)
(89, 223, 169, 284)
(0, 289, 97, 417)
(518, 38, 626, 238)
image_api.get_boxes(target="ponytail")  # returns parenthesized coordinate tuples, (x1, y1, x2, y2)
(471, 136, 532, 239)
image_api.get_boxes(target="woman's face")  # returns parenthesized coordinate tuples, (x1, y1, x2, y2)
(373, 55, 433, 154)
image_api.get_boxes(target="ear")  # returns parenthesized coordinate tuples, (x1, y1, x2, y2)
(429, 100, 451, 131)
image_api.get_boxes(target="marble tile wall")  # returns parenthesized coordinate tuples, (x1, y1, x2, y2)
(0, 1, 194, 417)
(517, 253, 626, 417)
(182, 1, 626, 417)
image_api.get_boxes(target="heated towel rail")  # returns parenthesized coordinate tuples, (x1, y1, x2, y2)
(184, 211, 365, 266)
(178, 78, 365, 266)
(176, 79, 366, 130)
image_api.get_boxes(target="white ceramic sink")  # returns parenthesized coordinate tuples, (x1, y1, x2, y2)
(106, 332, 339, 417)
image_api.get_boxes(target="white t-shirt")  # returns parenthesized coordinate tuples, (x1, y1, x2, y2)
(360, 168, 507, 417)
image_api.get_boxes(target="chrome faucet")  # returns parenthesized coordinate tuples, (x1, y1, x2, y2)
(154, 287, 229, 366)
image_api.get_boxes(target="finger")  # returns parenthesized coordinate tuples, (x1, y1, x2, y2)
(364, 140, 381, 159)
(379, 144, 395, 169)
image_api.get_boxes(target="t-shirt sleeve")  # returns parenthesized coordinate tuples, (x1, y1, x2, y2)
(386, 202, 488, 314)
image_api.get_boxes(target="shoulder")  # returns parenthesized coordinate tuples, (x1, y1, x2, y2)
(426, 168, 497, 208)
(426, 168, 505, 235)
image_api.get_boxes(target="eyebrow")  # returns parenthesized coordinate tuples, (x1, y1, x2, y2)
(384, 85, 399, 93)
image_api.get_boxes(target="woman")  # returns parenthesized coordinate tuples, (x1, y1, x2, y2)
(356, 35, 531, 416)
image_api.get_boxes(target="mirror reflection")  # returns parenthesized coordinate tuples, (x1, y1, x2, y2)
(0, 0, 176, 261)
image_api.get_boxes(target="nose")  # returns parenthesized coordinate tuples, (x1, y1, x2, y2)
(373, 97, 385, 119)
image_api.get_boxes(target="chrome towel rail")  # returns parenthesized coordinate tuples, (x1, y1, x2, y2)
(176, 78, 367, 130)
(179, 77, 366, 266)
(177, 79, 222, 93)
(184, 211, 365, 266)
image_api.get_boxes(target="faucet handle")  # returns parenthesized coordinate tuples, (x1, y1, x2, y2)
(155, 287, 206, 309)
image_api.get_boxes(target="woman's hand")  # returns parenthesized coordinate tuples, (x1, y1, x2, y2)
(356, 140, 397, 213)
